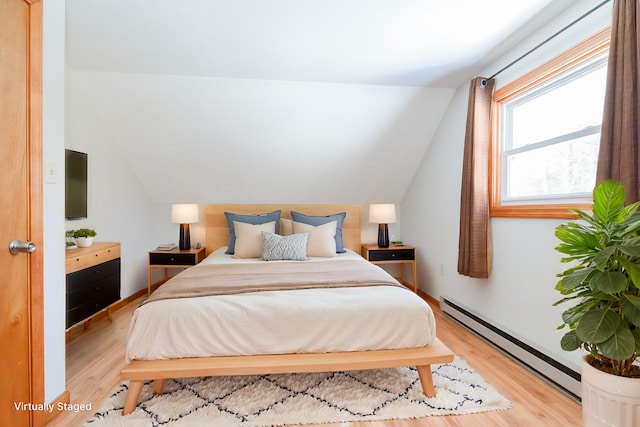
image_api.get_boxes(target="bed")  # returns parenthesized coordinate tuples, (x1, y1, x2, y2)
(120, 204, 454, 415)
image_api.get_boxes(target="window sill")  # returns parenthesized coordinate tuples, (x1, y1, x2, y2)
(490, 202, 592, 219)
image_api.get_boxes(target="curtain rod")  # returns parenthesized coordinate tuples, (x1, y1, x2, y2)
(481, 0, 612, 87)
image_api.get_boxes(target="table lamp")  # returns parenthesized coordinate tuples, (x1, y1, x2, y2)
(369, 204, 396, 248)
(171, 204, 199, 250)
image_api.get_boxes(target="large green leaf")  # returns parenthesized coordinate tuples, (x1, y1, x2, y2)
(576, 308, 620, 343)
(560, 330, 582, 351)
(626, 234, 640, 247)
(633, 328, 640, 352)
(616, 257, 640, 289)
(593, 246, 615, 270)
(593, 179, 626, 224)
(555, 226, 600, 258)
(599, 322, 636, 361)
(573, 208, 600, 226)
(620, 202, 640, 225)
(592, 271, 628, 294)
(622, 217, 640, 235)
(561, 298, 601, 327)
(621, 293, 640, 327)
(557, 268, 592, 291)
(591, 291, 622, 302)
(616, 245, 640, 257)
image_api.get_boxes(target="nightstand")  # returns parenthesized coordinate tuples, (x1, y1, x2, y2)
(361, 244, 417, 292)
(147, 247, 206, 296)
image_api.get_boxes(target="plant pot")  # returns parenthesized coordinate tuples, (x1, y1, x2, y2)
(75, 237, 94, 248)
(581, 356, 640, 426)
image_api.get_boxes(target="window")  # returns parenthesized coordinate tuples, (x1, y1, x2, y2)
(491, 28, 610, 218)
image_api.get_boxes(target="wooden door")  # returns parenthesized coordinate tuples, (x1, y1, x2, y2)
(0, 1, 44, 426)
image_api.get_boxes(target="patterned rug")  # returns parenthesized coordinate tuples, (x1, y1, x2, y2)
(85, 356, 511, 426)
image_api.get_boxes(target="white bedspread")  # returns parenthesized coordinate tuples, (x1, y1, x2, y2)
(125, 248, 436, 363)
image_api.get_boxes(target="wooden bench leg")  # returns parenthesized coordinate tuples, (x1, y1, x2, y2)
(123, 380, 144, 415)
(152, 379, 166, 395)
(416, 365, 435, 397)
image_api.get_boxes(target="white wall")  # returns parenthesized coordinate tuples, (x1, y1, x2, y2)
(43, 2, 182, 404)
(401, 0, 612, 372)
(63, 70, 453, 298)
(65, 70, 453, 206)
(42, 0, 66, 404)
(64, 73, 166, 297)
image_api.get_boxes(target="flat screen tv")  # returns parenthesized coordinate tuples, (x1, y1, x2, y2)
(65, 149, 88, 220)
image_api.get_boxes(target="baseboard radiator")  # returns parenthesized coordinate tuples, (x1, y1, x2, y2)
(440, 297, 582, 401)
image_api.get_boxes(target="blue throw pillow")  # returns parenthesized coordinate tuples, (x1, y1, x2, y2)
(224, 210, 281, 254)
(290, 211, 347, 253)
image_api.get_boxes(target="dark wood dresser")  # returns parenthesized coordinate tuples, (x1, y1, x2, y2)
(65, 242, 121, 329)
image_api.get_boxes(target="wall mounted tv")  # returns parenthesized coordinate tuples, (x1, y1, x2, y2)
(65, 149, 88, 220)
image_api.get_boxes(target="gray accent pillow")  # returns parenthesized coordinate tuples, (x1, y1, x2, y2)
(261, 231, 309, 261)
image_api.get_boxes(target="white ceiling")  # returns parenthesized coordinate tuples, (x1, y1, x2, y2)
(63, 0, 579, 206)
(66, 0, 570, 88)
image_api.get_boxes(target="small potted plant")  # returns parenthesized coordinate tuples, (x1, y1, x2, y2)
(554, 179, 640, 426)
(65, 230, 77, 250)
(71, 228, 97, 248)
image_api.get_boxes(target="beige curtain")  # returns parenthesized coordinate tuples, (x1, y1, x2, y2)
(458, 77, 495, 278)
(596, 0, 640, 203)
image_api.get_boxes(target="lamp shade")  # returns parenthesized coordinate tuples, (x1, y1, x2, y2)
(171, 204, 199, 224)
(368, 204, 396, 224)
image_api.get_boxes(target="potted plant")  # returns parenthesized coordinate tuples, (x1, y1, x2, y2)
(65, 230, 77, 250)
(554, 179, 640, 426)
(71, 228, 97, 248)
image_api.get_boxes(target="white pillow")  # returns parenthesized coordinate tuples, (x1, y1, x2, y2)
(233, 221, 276, 258)
(280, 218, 294, 236)
(292, 220, 337, 257)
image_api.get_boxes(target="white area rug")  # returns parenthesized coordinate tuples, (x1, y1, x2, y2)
(85, 356, 511, 426)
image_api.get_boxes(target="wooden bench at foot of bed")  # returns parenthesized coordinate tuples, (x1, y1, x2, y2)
(120, 338, 454, 415)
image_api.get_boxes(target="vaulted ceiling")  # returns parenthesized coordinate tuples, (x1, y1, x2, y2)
(64, 0, 573, 205)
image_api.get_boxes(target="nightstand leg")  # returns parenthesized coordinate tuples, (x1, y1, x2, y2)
(147, 266, 152, 296)
(412, 261, 417, 292)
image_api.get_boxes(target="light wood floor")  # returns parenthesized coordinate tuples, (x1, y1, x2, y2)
(47, 295, 582, 427)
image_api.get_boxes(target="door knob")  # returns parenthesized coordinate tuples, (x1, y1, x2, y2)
(9, 240, 36, 255)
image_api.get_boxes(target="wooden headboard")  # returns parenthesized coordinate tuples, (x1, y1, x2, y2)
(204, 204, 361, 255)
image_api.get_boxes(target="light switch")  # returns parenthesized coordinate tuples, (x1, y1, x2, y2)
(45, 160, 56, 184)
